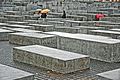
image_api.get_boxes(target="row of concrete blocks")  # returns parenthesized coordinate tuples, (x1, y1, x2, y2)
(8, 32, 120, 62)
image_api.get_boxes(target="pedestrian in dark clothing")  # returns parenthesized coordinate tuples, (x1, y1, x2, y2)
(41, 13, 47, 18)
(62, 10, 66, 18)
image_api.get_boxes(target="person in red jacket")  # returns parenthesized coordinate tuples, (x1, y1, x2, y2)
(95, 13, 105, 21)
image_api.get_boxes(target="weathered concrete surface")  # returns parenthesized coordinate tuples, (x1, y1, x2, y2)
(97, 69, 120, 80)
(44, 31, 120, 62)
(0, 64, 34, 80)
(0, 29, 13, 41)
(29, 24, 55, 32)
(9, 33, 57, 48)
(13, 45, 90, 74)
(90, 30, 120, 39)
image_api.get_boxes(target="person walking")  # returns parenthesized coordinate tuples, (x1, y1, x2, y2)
(62, 10, 66, 18)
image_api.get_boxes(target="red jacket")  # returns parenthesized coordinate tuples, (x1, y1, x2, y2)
(95, 14, 105, 20)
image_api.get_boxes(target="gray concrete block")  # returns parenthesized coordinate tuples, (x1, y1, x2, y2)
(7, 21, 29, 25)
(0, 29, 13, 41)
(0, 64, 34, 80)
(47, 21, 64, 27)
(44, 31, 120, 62)
(6, 24, 33, 29)
(2, 28, 42, 33)
(9, 33, 57, 48)
(29, 24, 55, 32)
(90, 30, 120, 39)
(97, 68, 120, 80)
(13, 45, 90, 74)
(4, 15, 24, 21)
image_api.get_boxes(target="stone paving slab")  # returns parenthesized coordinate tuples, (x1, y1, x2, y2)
(13, 45, 90, 74)
(9, 32, 57, 48)
(44, 31, 120, 62)
(90, 30, 120, 39)
(0, 64, 34, 80)
(97, 68, 120, 80)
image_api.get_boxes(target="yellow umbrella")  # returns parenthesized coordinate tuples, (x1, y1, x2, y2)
(41, 9, 50, 14)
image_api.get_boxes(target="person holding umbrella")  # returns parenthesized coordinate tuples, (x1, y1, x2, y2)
(41, 9, 50, 18)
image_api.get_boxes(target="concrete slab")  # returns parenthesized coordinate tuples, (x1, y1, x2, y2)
(2, 28, 42, 33)
(7, 21, 29, 25)
(97, 69, 120, 80)
(9, 33, 57, 48)
(44, 31, 120, 62)
(0, 28, 13, 41)
(0, 64, 34, 80)
(29, 24, 54, 32)
(90, 30, 120, 39)
(6, 24, 33, 29)
(13, 45, 90, 74)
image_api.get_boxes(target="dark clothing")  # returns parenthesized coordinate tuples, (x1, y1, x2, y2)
(41, 13, 47, 18)
(62, 10, 66, 18)
(62, 14, 66, 18)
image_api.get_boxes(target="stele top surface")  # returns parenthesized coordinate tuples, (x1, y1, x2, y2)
(8, 28, 42, 33)
(29, 24, 53, 27)
(10, 32, 56, 38)
(14, 45, 89, 61)
(0, 64, 33, 80)
(74, 26, 104, 29)
(7, 24, 33, 28)
(7, 21, 28, 24)
(0, 29, 13, 33)
(91, 30, 120, 34)
(110, 28, 120, 32)
(44, 31, 120, 44)
(0, 23, 9, 26)
(97, 68, 120, 80)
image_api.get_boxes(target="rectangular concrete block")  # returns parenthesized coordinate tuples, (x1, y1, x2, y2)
(0, 23, 9, 26)
(47, 21, 64, 26)
(9, 33, 57, 48)
(13, 45, 90, 74)
(97, 69, 120, 80)
(6, 24, 33, 29)
(29, 24, 55, 32)
(4, 15, 24, 21)
(7, 21, 29, 25)
(55, 26, 81, 33)
(0, 64, 34, 80)
(2, 28, 42, 33)
(96, 25, 120, 29)
(90, 30, 120, 39)
(74, 26, 105, 34)
(0, 29, 13, 41)
(62, 20, 86, 27)
(44, 31, 120, 62)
